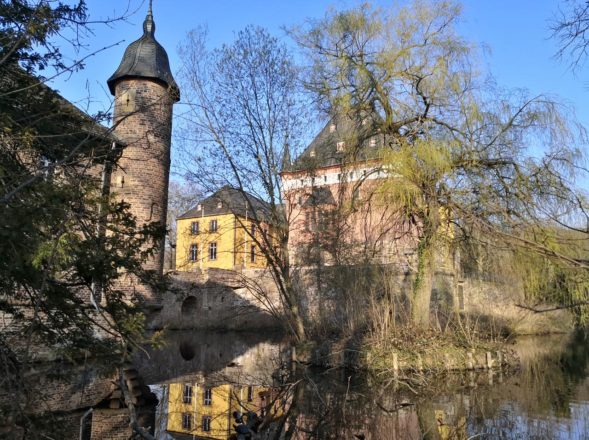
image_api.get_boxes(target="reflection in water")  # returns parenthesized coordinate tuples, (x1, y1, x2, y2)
(147, 330, 589, 440)
(12, 330, 588, 438)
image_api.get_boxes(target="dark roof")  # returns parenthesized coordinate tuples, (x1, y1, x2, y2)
(178, 186, 271, 221)
(1, 64, 124, 152)
(107, 4, 179, 101)
(288, 114, 385, 172)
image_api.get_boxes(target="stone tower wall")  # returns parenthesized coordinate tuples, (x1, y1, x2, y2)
(111, 79, 174, 302)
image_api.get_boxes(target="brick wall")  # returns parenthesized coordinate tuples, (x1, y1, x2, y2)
(111, 78, 175, 303)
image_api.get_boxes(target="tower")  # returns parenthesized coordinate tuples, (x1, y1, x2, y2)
(107, 1, 179, 300)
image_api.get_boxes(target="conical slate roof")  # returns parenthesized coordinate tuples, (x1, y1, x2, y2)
(107, 1, 179, 101)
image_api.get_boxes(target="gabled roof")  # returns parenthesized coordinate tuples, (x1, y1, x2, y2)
(287, 114, 385, 172)
(178, 186, 270, 221)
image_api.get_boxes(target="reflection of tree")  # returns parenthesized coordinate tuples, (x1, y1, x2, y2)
(259, 370, 422, 440)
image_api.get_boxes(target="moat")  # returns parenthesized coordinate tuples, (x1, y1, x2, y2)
(123, 330, 588, 439)
(7, 330, 589, 439)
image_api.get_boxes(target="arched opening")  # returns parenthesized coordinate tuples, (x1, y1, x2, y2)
(181, 296, 198, 316)
(179, 341, 195, 361)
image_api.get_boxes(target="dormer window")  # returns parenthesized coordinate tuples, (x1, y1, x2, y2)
(310, 150, 316, 158)
(197, 204, 202, 211)
(329, 123, 336, 133)
(336, 141, 345, 152)
(217, 201, 222, 209)
(369, 138, 377, 147)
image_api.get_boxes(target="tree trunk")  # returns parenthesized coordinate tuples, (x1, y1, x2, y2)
(287, 291, 307, 342)
(411, 241, 435, 328)
(282, 274, 307, 342)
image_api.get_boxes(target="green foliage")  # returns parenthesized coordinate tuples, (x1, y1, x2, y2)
(0, 0, 87, 72)
(0, 2, 168, 435)
(294, 0, 589, 327)
(513, 233, 589, 325)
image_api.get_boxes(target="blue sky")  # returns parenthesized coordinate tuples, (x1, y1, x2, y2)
(49, 0, 589, 178)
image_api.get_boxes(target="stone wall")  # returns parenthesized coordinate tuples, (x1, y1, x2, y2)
(153, 268, 281, 330)
(460, 278, 573, 335)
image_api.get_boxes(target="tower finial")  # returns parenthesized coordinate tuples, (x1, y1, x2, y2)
(143, 0, 155, 35)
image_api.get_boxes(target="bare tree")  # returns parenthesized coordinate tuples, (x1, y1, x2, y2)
(175, 26, 312, 341)
(165, 179, 202, 270)
(552, 0, 589, 69)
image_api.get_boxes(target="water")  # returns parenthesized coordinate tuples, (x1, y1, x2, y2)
(7, 331, 588, 438)
(131, 330, 589, 439)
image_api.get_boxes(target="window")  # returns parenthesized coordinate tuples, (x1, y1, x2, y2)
(203, 387, 212, 405)
(329, 123, 336, 133)
(250, 224, 256, 238)
(250, 245, 256, 263)
(182, 413, 192, 430)
(305, 211, 317, 232)
(319, 210, 332, 231)
(298, 196, 303, 205)
(336, 141, 345, 151)
(197, 204, 202, 211)
(310, 149, 316, 157)
(183, 384, 192, 404)
(190, 221, 199, 235)
(209, 242, 217, 261)
(369, 138, 377, 147)
(189, 244, 198, 262)
(247, 385, 254, 402)
(323, 175, 327, 182)
(217, 201, 222, 208)
(202, 416, 211, 432)
(209, 219, 218, 232)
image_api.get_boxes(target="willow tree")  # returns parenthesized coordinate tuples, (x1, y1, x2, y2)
(292, 0, 588, 327)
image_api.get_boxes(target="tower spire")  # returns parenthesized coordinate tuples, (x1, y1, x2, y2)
(143, 0, 155, 35)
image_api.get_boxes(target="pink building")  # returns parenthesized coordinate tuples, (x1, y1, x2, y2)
(281, 117, 419, 271)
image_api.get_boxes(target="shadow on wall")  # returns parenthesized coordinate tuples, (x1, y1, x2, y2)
(153, 269, 281, 330)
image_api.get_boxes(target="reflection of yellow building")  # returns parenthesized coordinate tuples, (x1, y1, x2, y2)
(176, 186, 270, 271)
(167, 382, 276, 439)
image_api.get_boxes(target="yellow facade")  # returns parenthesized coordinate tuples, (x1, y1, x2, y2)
(176, 213, 268, 271)
(167, 382, 275, 438)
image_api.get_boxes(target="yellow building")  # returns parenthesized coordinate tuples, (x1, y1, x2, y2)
(167, 381, 277, 439)
(176, 186, 270, 271)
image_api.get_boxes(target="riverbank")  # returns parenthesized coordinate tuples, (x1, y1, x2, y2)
(292, 327, 566, 374)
